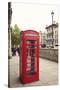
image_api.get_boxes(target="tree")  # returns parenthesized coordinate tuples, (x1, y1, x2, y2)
(11, 24, 21, 47)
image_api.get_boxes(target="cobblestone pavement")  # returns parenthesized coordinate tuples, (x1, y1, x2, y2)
(9, 54, 58, 88)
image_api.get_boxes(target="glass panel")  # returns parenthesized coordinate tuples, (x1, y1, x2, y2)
(26, 40, 37, 76)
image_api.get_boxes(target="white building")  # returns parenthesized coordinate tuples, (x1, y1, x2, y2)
(40, 31, 47, 47)
(45, 23, 58, 48)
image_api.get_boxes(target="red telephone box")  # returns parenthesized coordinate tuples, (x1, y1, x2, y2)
(20, 30, 39, 84)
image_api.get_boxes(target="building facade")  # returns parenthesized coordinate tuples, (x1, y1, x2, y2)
(46, 23, 58, 48)
(40, 31, 47, 47)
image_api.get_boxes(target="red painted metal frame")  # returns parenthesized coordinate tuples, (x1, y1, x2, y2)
(20, 30, 39, 84)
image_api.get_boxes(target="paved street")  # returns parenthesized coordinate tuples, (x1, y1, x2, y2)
(9, 53, 58, 88)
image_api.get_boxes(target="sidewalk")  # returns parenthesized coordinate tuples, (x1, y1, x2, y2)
(9, 54, 58, 88)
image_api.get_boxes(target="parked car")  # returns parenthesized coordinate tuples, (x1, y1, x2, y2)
(41, 44, 46, 48)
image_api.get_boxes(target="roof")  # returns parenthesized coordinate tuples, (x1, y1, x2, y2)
(20, 30, 39, 35)
(45, 23, 58, 29)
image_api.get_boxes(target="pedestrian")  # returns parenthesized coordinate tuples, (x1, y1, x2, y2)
(17, 45, 20, 56)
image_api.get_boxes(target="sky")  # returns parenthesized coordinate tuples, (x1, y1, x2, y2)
(11, 2, 59, 32)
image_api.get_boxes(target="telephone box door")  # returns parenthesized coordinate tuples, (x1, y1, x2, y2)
(23, 37, 39, 83)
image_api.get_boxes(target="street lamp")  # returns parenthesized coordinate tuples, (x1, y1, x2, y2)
(8, 2, 12, 58)
(8, 2, 12, 88)
(51, 11, 54, 48)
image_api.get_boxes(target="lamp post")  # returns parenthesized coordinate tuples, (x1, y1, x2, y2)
(8, 2, 12, 87)
(51, 11, 54, 48)
(8, 2, 12, 58)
